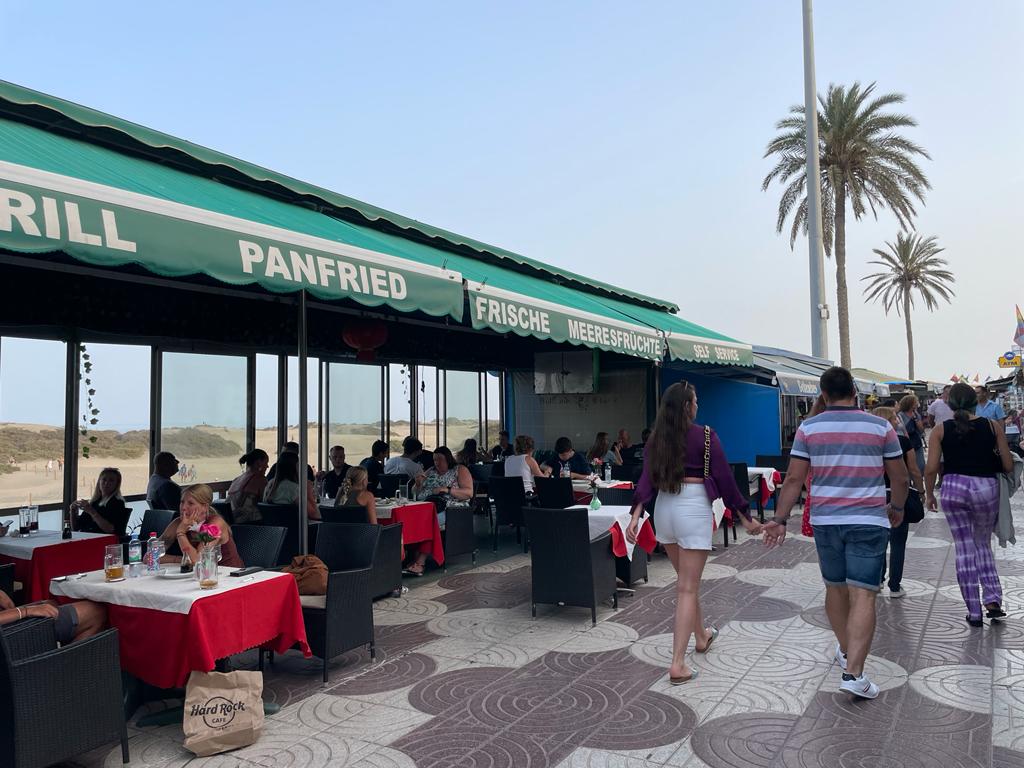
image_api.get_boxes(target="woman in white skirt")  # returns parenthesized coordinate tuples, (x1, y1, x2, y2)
(627, 381, 761, 683)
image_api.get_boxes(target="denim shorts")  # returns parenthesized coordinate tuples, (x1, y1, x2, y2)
(54, 603, 79, 644)
(811, 524, 890, 591)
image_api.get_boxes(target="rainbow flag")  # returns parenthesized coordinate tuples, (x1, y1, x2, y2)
(1015, 305, 1024, 348)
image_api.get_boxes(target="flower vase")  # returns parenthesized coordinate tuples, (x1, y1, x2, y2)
(196, 545, 219, 590)
(589, 493, 602, 511)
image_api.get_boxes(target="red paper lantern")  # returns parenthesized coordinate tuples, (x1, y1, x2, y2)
(342, 320, 388, 362)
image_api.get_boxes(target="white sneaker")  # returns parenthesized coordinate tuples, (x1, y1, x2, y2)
(889, 588, 905, 599)
(833, 643, 848, 671)
(839, 673, 879, 699)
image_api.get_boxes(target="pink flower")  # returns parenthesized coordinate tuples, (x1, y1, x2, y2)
(198, 523, 221, 541)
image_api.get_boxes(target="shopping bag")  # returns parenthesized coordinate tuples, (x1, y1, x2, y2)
(183, 670, 265, 756)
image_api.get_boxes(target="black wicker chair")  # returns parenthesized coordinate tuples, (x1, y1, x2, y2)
(371, 523, 404, 598)
(256, 503, 302, 565)
(754, 455, 788, 514)
(524, 506, 618, 625)
(231, 524, 286, 568)
(0, 619, 128, 767)
(489, 476, 527, 552)
(0, 563, 13, 600)
(376, 474, 410, 499)
(211, 500, 234, 525)
(440, 504, 477, 566)
(139, 509, 174, 539)
(535, 476, 574, 509)
(730, 462, 764, 524)
(610, 463, 637, 482)
(319, 505, 369, 524)
(596, 487, 635, 506)
(304, 523, 379, 682)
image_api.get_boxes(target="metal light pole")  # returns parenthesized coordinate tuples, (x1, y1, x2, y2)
(802, 0, 829, 360)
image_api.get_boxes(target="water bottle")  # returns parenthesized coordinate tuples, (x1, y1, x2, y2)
(604, 463, 612, 483)
(127, 533, 142, 578)
(146, 532, 160, 573)
(560, 464, 570, 480)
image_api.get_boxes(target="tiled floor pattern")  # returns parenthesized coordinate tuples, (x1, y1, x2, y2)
(69, 501, 1024, 768)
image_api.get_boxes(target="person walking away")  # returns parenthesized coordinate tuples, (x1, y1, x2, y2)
(764, 367, 908, 699)
(626, 382, 761, 684)
(924, 383, 1013, 626)
(873, 407, 925, 599)
(927, 385, 955, 429)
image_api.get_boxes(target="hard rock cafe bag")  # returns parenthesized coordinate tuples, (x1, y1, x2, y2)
(183, 670, 265, 756)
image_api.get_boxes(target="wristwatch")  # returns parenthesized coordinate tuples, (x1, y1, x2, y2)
(772, 515, 788, 526)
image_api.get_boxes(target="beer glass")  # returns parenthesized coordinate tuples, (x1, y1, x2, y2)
(104, 544, 125, 582)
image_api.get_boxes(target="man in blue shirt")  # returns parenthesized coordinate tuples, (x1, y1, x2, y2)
(974, 387, 1006, 422)
(543, 437, 592, 479)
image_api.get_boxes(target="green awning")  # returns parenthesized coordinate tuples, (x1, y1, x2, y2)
(0, 79, 678, 314)
(597, 296, 754, 366)
(0, 118, 465, 319)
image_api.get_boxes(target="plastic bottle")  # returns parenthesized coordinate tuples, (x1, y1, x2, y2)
(146, 532, 160, 572)
(127, 533, 142, 578)
(604, 463, 612, 483)
(560, 464, 570, 480)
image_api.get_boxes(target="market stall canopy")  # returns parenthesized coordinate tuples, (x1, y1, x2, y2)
(752, 347, 829, 396)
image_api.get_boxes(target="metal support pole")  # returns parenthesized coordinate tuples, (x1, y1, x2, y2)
(276, 354, 288, 449)
(245, 354, 256, 452)
(317, 359, 324, 473)
(63, 338, 81, 513)
(802, 0, 829, 360)
(297, 292, 309, 556)
(149, 347, 162, 475)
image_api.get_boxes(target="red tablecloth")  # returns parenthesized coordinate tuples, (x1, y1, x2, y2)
(383, 502, 444, 566)
(0, 534, 117, 602)
(105, 574, 310, 689)
(608, 519, 657, 558)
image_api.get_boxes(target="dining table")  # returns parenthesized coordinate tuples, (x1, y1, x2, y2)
(571, 479, 634, 504)
(50, 567, 310, 691)
(375, 500, 445, 566)
(569, 504, 656, 559)
(0, 530, 117, 601)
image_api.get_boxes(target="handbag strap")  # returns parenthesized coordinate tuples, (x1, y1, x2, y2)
(704, 426, 711, 479)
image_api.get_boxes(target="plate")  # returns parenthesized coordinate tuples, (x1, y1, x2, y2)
(158, 569, 195, 580)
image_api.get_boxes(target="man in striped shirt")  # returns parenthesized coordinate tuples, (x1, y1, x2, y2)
(764, 367, 908, 700)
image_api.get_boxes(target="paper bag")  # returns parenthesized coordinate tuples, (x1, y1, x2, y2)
(711, 499, 727, 531)
(281, 554, 328, 595)
(183, 670, 264, 756)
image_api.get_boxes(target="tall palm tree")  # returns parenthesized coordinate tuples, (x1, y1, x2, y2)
(862, 233, 954, 379)
(763, 82, 931, 368)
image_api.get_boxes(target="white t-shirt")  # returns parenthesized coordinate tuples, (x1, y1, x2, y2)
(384, 456, 423, 478)
(505, 454, 535, 493)
(927, 398, 955, 425)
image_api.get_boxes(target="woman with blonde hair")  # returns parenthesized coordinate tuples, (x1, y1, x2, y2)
(72, 467, 130, 537)
(160, 483, 244, 568)
(335, 466, 378, 524)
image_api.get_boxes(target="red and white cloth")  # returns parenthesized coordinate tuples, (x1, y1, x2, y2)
(572, 480, 633, 504)
(0, 530, 116, 602)
(379, 501, 445, 566)
(572, 504, 657, 560)
(51, 568, 309, 688)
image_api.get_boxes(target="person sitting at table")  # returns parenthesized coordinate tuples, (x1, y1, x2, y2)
(0, 590, 107, 644)
(318, 445, 353, 500)
(267, 441, 316, 483)
(506, 435, 551, 493)
(72, 467, 130, 537)
(385, 437, 425, 478)
(334, 466, 378, 524)
(264, 452, 321, 519)
(405, 447, 473, 575)
(587, 432, 623, 467)
(227, 448, 269, 524)
(159, 483, 244, 568)
(455, 438, 488, 466)
(416, 446, 436, 472)
(543, 437, 593, 479)
(490, 430, 514, 460)
(360, 439, 390, 492)
(623, 429, 652, 465)
(147, 451, 182, 512)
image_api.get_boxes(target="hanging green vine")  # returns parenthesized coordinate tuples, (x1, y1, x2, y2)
(79, 344, 99, 458)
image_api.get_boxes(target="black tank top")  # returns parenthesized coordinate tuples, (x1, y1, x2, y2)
(941, 418, 998, 477)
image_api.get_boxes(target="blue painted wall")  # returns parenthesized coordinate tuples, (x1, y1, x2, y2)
(659, 368, 780, 466)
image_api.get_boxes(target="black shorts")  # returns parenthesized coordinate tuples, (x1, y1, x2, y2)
(54, 604, 79, 644)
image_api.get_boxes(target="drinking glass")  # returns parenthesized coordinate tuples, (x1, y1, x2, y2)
(18, 507, 30, 535)
(27, 505, 38, 534)
(104, 544, 125, 582)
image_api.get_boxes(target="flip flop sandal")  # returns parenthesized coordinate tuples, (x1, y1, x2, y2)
(696, 626, 719, 654)
(402, 567, 424, 577)
(669, 670, 699, 685)
(986, 605, 1007, 619)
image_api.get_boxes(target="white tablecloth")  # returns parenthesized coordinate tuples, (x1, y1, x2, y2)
(49, 567, 290, 615)
(0, 530, 111, 559)
(747, 466, 780, 494)
(571, 479, 629, 490)
(569, 504, 649, 559)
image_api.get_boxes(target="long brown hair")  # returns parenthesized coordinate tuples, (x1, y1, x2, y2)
(587, 432, 611, 461)
(648, 381, 696, 494)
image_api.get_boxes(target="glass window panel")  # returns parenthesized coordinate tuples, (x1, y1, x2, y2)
(161, 352, 247, 485)
(328, 363, 382, 463)
(444, 370, 480, 452)
(484, 371, 503, 451)
(388, 364, 412, 453)
(0, 337, 67, 511)
(287, 356, 320, 471)
(77, 343, 150, 499)
(416, 366, 438, 449)
(255, 354, 279, 458)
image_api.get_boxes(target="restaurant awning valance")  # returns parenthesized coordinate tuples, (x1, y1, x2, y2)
(0, 119, 466, 319)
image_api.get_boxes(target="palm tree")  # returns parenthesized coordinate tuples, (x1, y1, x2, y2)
(862, 233, 954, 379)
(763, 82, 931, 368)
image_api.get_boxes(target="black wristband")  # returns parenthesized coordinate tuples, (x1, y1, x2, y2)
(772, 516, 788, 526)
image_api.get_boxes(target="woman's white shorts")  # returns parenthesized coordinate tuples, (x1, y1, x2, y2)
(653, 483, 713, 550)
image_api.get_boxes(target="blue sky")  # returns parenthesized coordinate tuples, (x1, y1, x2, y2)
(1, 1, 1022, 425)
